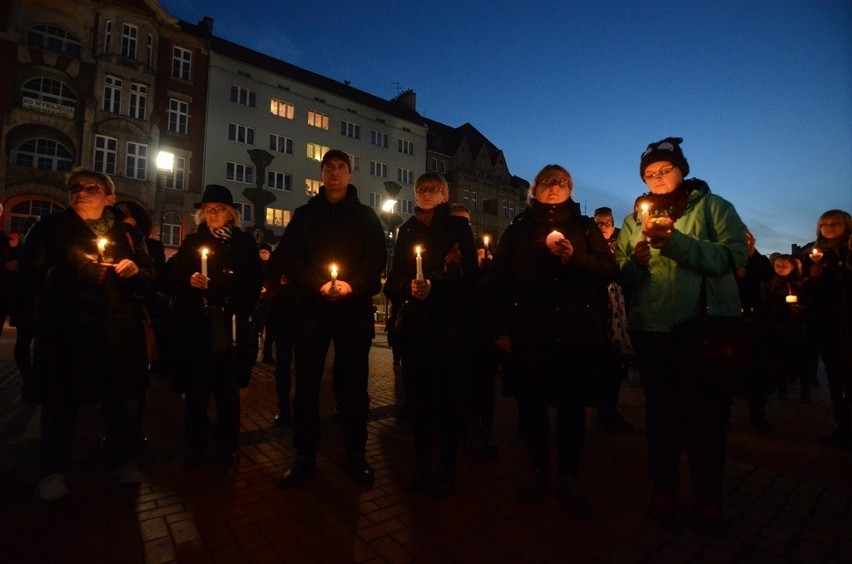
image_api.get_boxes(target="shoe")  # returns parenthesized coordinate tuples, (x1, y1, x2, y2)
(185, 448, 204, 468)
(118, 462, 143, 485)
(273, 410, 290, 427)
(558, 477, 592, 518)
(35, 474, 69, 501)
(750, 416, 773, 433)
(348, 457, 375, 486)
(277, 461, 317, 488)
(516, 470, 549, 503)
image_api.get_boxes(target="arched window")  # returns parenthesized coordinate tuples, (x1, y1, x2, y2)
(21, 77, 78, 108)
(161, 212, 183, 247)
(12, 138, 74, 172)
(27, 24, 82, 57)
(10, 199, 64, 233)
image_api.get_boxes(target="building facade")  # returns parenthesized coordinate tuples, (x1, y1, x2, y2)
(0, 0, 207, 248)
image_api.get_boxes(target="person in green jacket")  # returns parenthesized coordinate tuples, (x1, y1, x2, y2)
(615, 137, 747, 532)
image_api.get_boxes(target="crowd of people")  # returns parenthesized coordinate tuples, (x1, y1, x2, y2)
(4, 144, 849, 535)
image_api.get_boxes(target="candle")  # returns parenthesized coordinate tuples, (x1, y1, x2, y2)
(415, 246, 424, 281)
(200, 247, 209, 278)
(483, 235, 490, 252)
(97, 238, 108, 263)
(231, 314, 237, 343)
(640, 203, 650, 241)
(545, 230, 565, 251)
(785, 295, 798, 303)
(330, 263, 338, 289)
(811, 247, 823, 262)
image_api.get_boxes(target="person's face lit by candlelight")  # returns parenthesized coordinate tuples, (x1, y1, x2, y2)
(642, 161, 683, 195)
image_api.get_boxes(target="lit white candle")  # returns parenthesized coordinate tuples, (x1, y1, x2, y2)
(97, 238, 108, 263)
(545, 230, 565, 251)
(200, 247, 209, 278)
(640, 203, 650, 241)
(483, 235, 490, 253)
(785, 295, 798, 303)
(231, 314, 237, 342)
(415, 246, 424, 281)
(330, 263, 338, 289)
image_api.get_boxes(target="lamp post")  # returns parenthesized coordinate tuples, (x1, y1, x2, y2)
(155, 150, 175, 240)
(380, 198, 399, 322)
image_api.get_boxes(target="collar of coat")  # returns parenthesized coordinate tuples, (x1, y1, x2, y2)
(515, 198, 581, 228)
(312, 184, 361, 208)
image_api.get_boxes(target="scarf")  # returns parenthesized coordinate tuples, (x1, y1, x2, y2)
(84, 208, 116, 237)
(210, 225, 233, 241)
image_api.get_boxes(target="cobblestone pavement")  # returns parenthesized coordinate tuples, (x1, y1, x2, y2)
(0, 326, 850, 563)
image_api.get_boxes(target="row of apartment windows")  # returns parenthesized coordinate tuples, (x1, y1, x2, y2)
(101, 75, 189, 134)
(229, 84, 416, 154)
(460, 189, 515, 218)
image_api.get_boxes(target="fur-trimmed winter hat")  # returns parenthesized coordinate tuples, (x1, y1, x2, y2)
(640, 137, 690, 179)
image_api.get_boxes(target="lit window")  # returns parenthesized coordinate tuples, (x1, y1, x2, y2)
(12, 138, 73, 172)
(305, 178, 320, 197)
(172, 46, 191, 80)
(270, 98, 295, 119)
(369, 161, 388, 178)
(94, 135, 117, 174)
(129, 83, 147, 119)
(126, 142, 148, 180)
(168, 98, 188, 134)
(103, 75, 121, 114)
(341, 121, 360, 139)
(27, 24, 81, 57)
(226, 162, 253, 184)
(307, 110, 329, 130)
(165, 156, 186, 190)
(307, 143, 330, 162)
(121, 23, 138, 59)
(266, 207, 291, 227)
(267, 171, 292, 191)
(370, 131, 388, 148)
(230, 85, 256, 107)
(228, 123, 255, 145)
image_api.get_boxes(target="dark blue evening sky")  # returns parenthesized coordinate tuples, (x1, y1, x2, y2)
(160, 0, 851, 254)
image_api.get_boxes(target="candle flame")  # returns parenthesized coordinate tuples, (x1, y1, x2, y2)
(415, 245, 421, 256)
(483, 235, 490, 246)
(97, 238, 108, 252)
(811, 247, 819, 256)
(640, 203, 650, 214)
(200, 247, 209, 258)
(330, 264, 338, 276)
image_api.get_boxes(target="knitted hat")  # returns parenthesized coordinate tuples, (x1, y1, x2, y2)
(258, 243, 272, 252)
(640, 137, 689, 179)
(194, 184, 234, 208)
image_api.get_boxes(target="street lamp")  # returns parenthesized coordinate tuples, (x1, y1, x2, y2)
(155, 150, 175, 240)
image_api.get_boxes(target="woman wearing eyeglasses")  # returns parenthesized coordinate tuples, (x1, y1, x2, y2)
(615, 137, 748, 531)
(384, 172, 478, 498)
(165, 185, 262, 469)
(18, 167, 156, 501)
(487, 164, 616, 515)
(800, 209, 852, 448)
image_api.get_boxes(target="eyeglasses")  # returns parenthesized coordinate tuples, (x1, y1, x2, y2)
(643, 165, 676, 181)
(68, 183, 104, 194)
(202, 206, 228, 215)
(538, 177, 570, 189)
(415, 185, 444, 195)
(595, 220, 613, 227)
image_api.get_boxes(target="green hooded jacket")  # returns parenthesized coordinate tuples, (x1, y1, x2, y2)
(615, 179, 748, 333)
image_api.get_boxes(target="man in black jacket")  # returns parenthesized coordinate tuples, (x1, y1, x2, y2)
(277, 150, 387, 488)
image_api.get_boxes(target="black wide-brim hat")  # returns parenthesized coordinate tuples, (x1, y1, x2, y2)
(194, 184, 235, 208)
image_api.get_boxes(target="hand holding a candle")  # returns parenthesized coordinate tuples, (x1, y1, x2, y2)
(546, 230, 574, 263)
(642, 215, 675, 249)
(633, 239, 652, 267)
(113, 259, 139, 278)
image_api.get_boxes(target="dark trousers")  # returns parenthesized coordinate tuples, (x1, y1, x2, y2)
(816, 336, 852, 433)
(270, 314, 296, 414)
(184, 352, 240, 456)
(467, 338, 499, 431)
(292, 331, 372, 458)
(632, 330, 731, 501)
(403, 334, 463, 473)
(39, 395, 139, 477)
(513, 343, 586, 479)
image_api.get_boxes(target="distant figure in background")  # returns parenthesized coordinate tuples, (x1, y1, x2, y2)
(19, 167, 155, 501)
(735, 228, 775, 431)
(592, 206, 635, 433)
(256, 242, 276, 364)
(801, 209, 852, 448)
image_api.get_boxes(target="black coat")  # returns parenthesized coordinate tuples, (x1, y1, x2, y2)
(384, 203, 478, 338)
(487, 199, 616, 346)
(279, 185, 386, 337)
(18, 208, 156, 406)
